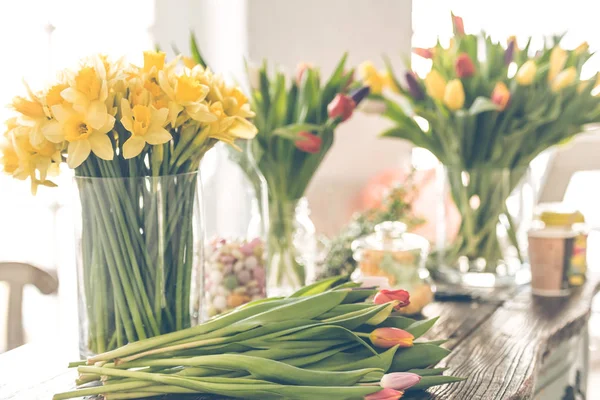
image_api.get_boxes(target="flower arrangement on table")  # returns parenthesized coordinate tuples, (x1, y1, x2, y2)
(0, 50, 257, 354)
(360, 14, 600, 277)
(55, 276, 464, 400)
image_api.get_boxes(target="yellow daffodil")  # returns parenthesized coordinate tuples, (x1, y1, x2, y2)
(0, 137, 19, 175)
(551, 67, 577, 92)
(516, 61, 537, 86)
(182, 56, 198, 69)
(575, 42, 589, 55)
(120, 99, 171, 159)
(43, 105, 115, 168)
(158, 69, 216, 125)
(424, 70, 447, 101)
(443, 79, 465, 110)
(62, 64, 111, 132)
(143, 51, 166, 74)
(548, 47, 567, 82)
(10, 81, 51, 148)
(358, 61, 392, 95)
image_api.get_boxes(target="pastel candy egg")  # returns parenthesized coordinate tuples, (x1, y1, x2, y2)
(216, 285, 230, 296)
(223, 275, 238, 291)
(237, 270, 251, 285)
(220, 254, 235, 264)
(212, 295, 227, 310)
(234, 261, 244, 273)
(231, 249, 243, 259)
(209, 270, 223, 285)
(227, 294, 250, 308)
(245, 256, 258, 269)
(251, 266, 265, 283)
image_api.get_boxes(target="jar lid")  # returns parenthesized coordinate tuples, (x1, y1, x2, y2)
(539, 210, 585, 226)
(351, 221, 430, 261)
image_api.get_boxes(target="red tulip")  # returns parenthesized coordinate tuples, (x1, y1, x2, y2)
(364, 388, 404, 400)
(370, 327, 414, 348)
(294, 131, 322, 154)
(455, 53, 476, 78)
(327, 94, 356, 122)
(413, 47, 433, 59)
(452, 14, 465, 36)
(373, 289, 410, 310)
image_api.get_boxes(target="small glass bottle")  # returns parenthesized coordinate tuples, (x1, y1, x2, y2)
(352, 221, 433, 314)
(202, 141, 268, 318)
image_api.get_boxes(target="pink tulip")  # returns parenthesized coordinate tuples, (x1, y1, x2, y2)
(413, 47, 433, 59)
(296, 62, 313, 84)
(380, 372, 422, 391)
(373, 289, 410, 310)
(455, 53, 476, 78)
(370, 327, 414, 348)
(294, 131, 322, 154)
(364, 388, 404, 400)
(452, 14, 465, 36)
(327, 94, 356, 122)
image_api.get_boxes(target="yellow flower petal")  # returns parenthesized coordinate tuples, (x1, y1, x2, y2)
(122, 136, 146, 159)
(89, 133, 114, 160)
(228, 117, 258, 139)
(151, 107, 169, 127)
(67, 140, 91, 168)
(144, 127, 172, 145)
(86, 101, 108, 130)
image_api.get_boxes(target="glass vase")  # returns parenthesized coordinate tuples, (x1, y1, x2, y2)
(267, 197, 317, 296)
(73, 172, 204, 357)
(435, 165, 534, 287)
(203, 142, 268, 318)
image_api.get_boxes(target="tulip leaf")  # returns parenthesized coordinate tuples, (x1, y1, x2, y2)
(271, 325, 376, 355)
(317, 304, 373, 320)
(290, 275, 349, 298)
(273, 123, 323, 140)
(306, 345, 399, 373)
(415, 339, 448, 346)
(377, 315, 417, 329)
(189, 31, 208, 68)
(469, 96, 499, 115)
(321, 303, 395, 330)
(408, 367, 449, 376)
(281, 344, 356, 367)
(391, 344, 451, 371)
(405, 317, 440, 339)
(408, 375, 467, 391)
(340, 288, 377, 304)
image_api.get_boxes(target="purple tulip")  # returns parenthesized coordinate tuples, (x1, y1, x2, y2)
(405, 72, 425, 100)
(504, 40, 515, 65)
(350, 86, 370, 106)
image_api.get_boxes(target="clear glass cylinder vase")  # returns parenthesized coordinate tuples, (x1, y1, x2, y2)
(267, 197, 317, 296)
(436, 165, 534, 287)
(73, 172, 203, 357)
(202, 142, 268, 318)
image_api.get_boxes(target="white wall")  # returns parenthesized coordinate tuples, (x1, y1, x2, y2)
(153, 0, 414, 234)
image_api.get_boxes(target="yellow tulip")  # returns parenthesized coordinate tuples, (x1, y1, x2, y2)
(424, 70, 447, 101)
(443, 79, 465, 110)
(551, 67, 577, 92)
(575, 42, 589, 55)
(595, 73, 600, 89)
(548, 47, 567, 82)
(516, 61, 537, 86)
(358, 61, 389, 95)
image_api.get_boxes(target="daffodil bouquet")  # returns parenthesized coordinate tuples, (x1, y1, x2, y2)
(0, 51, 257, 354)
(55, 277, 464, 400)
(364, 14, 600, 278)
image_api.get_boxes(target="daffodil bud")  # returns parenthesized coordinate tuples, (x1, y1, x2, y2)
(424, 70, 446, 101)
(491, 82, 510, 111)
(548, 47, 567, 82)
(516, 61, 537, 86)
(370, 327, 414, 348)
(551, 67, 577, 92)
(455, 53, 476, 78)
(443, 79, 465, 110)
(380, 373, 422, 391)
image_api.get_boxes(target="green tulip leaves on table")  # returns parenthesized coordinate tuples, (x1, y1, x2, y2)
(55, 277, 464, 400)
(360, 13, 600, 275)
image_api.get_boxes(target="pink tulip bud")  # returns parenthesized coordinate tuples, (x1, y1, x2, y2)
(327, 94, 356, 122)
(294, 131, 322, 154)
(370, 327, 414, 348)
(491, 82, 510, 111)
(364, 388, 404, 400)
(455, 53, 476, 78)
(380, 373, 422, 391)
(296, 62, 313, 84)
(413, 47, 433, 59)
(373, 289, 410, 310)
(452, 14, 465, 36)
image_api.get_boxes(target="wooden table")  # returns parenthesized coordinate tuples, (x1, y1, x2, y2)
(1, 276, 598, 400)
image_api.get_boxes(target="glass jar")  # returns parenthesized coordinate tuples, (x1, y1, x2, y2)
(436, 165, 534, 287)
(74, 172, 203, 357)
(528, 205, 588, 296)
(352, 221, 433, 314)
(202, 142, 268, 318)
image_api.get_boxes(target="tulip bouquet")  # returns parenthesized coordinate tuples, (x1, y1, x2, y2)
(243, 55, 369, 293)
(54, 276, 464, 400)
(363, 14, 600, 276)
(0, 51, 257, 354)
